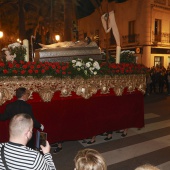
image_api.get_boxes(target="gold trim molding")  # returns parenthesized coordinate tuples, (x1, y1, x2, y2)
(0, 75, 146, 105)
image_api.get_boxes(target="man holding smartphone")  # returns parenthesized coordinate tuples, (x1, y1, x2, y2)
(0, 113, 56, 170)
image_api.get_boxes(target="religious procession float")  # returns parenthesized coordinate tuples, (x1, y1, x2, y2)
(0, 41, 148, 143)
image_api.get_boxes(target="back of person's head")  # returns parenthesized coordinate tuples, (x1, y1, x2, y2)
(74, 148, 107, 170)
(135, 164, 160, 170)
(16, 87, 27, 99)
(9, 113, 33, 138)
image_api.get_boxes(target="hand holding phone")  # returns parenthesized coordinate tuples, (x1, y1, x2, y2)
(40, 140, 51, 154)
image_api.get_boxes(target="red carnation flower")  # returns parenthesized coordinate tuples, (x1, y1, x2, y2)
(28, 69, 33, 74)
(0, 62, 5, 67)
(34, 70, 39, 74)
(3, 70, 8, 74)
(41, 69, 45, 74)
(62, 66, 66, 71)
(21, 70, 26, 74)
(22, 65, 28, 69)
(16, 64, 20, 68)
(57, 65, 61, 69)
(51, 65, 56, 69)
(12, 70, 17, 74)
(36, 64, 41, 69)
(45, 66, 49, 70)
(56, 69, 60, 73)
(30, 65, 34, 69)
(8, 63, 13, 68)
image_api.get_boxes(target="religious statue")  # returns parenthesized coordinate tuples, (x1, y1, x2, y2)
(38, 37, 98, 50)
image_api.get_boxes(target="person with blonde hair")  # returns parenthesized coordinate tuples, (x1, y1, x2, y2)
(74, 148, 107, 170)
(135, 164, 160, 170)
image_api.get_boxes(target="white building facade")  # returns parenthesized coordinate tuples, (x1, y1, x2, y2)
(77, 0, 170, 68)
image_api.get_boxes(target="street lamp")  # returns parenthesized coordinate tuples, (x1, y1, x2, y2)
(0, 31, 3, 38)
(55, 35, 60, 42)
(0, 31, 3, 58)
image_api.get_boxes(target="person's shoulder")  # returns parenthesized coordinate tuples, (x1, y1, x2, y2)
(0, 143, 5, 148)
(26, 147, 43, 157)
(17, 100, 30, 106)
(6, 100, 18, 107)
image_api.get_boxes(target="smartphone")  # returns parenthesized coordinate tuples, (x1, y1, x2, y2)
(36, 131, 47, 149)
(40, 132, 47, 147)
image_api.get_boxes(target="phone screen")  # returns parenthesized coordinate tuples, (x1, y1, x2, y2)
(40, 132, 47, 147)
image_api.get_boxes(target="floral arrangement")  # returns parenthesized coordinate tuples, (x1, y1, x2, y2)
(120, 50, 136, 63)
(100, 62, 148, 75)
(0, 61, 70, 78)
(69, 58, 100, 78)
(0, 59, 148, 78)
(0, 42, 148, 78)
(1, 42, 26, 63)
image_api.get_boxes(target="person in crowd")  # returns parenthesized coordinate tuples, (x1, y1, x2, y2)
(53, 142, 63, 154)
(0, 87, 44, 149)
(115, 128, 128, 137)
(86, 128, 128, 144)
(135, 164, 160, 170)
(74, 148, 107, 170)
(146, 69, 152, 96)
(0, 113, 56, 170)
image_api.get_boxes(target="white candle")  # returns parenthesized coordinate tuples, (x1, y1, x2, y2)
(23, 39, 29, 62)
(116, 46, 121, 64)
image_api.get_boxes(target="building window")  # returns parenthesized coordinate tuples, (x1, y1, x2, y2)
(154, 56, 164, 66)
(154, 19, 161, 42)
(128, 20, 135, 43)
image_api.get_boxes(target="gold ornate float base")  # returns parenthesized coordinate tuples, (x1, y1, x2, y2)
(0, 75, 146, 105)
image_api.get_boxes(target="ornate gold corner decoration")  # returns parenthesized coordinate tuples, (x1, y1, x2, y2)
(113, 86, 124, 96)
(76, 84, 97, 99)
(38, 88, 54, 102)
(137, 83, 146, 94)
(0, 88, 15, 105)
(60, 86, 72, 97)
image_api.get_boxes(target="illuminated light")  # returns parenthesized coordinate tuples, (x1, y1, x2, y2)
(0, 31, 3, 38)
(55, 35, 60, 41)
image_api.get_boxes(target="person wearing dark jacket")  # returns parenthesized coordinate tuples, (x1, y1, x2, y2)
(0, 87, 44, 148)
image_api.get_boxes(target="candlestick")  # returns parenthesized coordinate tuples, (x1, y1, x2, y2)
(23, 39, 29, 62)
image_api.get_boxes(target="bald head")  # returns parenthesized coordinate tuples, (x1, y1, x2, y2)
(9, 113, 33, 138)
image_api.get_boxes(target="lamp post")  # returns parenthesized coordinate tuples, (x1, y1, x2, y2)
(55, 35, 60, 42)
(0, 31, 3, 58)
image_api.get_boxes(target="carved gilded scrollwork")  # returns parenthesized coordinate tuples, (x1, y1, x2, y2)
(39, 88, 54, 102)
(0, 88, 15, 105)
(0, 75, 146, 105)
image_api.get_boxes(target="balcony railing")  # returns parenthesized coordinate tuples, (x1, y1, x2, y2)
(122, 34, 139, 44)
(152, 31, 170, 43)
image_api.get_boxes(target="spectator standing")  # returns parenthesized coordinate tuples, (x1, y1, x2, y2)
(0, 113, 56, 170)
(167, 70, 170, 95)
(0, 87, 44, 148)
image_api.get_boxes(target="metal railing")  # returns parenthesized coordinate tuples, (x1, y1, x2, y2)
(152, 31, 170, 43)
(122, 34, 139, 44)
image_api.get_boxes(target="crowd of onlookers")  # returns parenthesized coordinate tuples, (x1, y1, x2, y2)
(146, 64, 170, 95)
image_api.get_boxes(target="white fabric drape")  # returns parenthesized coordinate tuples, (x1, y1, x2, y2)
(101, 10, 121, 63)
